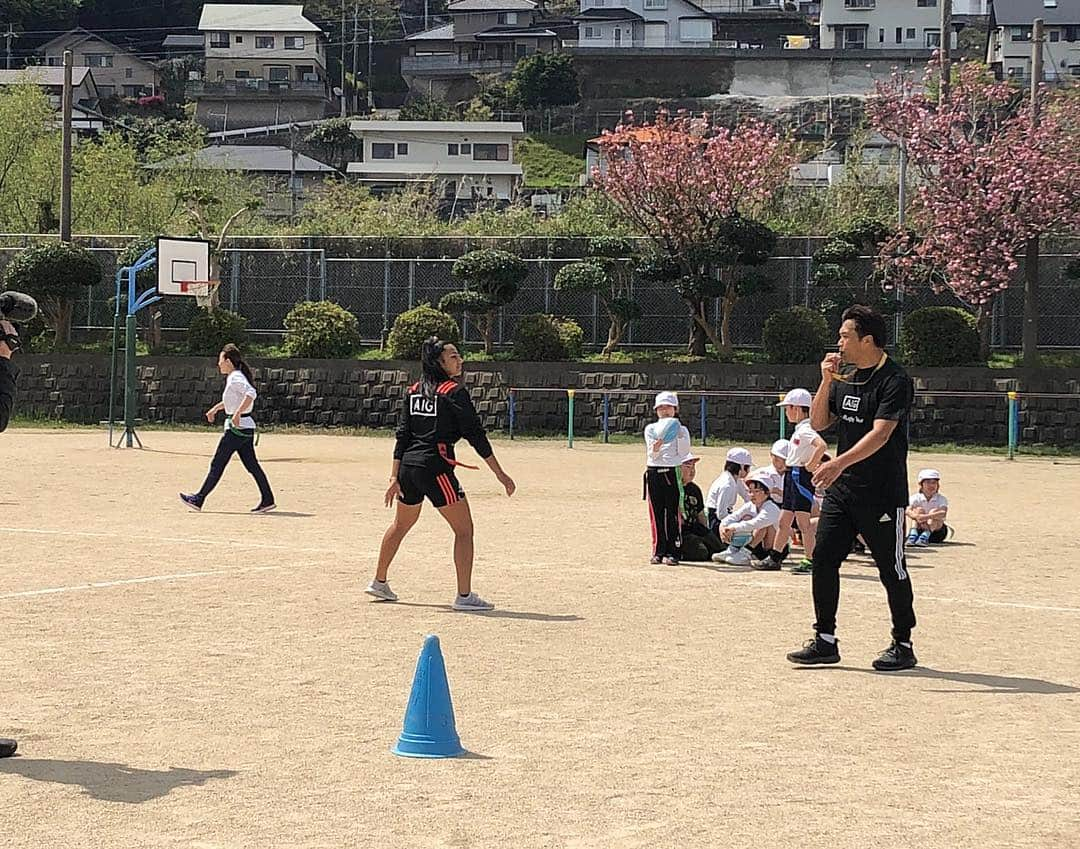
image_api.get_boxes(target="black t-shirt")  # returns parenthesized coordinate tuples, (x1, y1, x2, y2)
(682, 481, 705, 525)
(827, 356, 913, 509)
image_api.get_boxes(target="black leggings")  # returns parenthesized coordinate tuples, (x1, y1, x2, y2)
(196, 429, 274, 505)
(644, 467, 682, 558)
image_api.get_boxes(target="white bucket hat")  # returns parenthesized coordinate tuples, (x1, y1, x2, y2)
(654, 391, 679, 409)
(770, 439, 791, 458)
(726, 447, 753, 466)
(777, 388, 813, 408)
(917, 468, 941, 483)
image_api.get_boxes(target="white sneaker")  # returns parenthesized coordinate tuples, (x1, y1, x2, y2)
(710, 551, 728, 564)
(364, 580, 398, 602)
(724, 548, 751, 566)
(452, 592, 494, 612)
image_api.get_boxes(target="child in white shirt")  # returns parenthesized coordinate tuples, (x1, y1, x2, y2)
(713, 469, 782, 567)
(772, 388, 826, 574)
(906, 468, 949, 546)
(705, 446, 752, 530)
(643, 391, 692, 565)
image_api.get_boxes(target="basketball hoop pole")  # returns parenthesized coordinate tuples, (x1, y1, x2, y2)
(109, 246, 159, 449)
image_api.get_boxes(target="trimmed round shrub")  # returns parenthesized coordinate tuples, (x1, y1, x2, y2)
(813, 238, 859, 265)
(387, 303, 461, 360)
(283, 300, 360, 359)
(900, 306, 981, 367)
(555, 316, 584, 360)
(554, 260, 606, 294)
(187, 307, 248, 355)
(762, 306, 829, 365)
(513, 313, 574, 361)
(451, 249, 526, 303)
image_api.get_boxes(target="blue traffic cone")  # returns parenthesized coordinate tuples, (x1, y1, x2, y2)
(393, 634, 466, 758)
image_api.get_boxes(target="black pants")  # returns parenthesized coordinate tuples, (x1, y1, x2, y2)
(812, 494, 916, 643)
(680, 526, 725, 561)
(196, 429, 274, 505)
(644, 467, 681, 558)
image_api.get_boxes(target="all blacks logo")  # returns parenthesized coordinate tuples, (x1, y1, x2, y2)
(410, 395, 437, 417)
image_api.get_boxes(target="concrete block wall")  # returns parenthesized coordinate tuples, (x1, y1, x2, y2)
(12, 355, 1080, 447)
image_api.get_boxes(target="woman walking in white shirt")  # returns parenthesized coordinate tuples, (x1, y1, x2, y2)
(180, 344, 275, 513)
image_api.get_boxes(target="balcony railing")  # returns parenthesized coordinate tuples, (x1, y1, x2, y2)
(187, 79, 328, 98)
(401, 55, 518, 73)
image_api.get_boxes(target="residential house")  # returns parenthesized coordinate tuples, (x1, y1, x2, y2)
(0, 68, 103, 133)
(161, 34, 206, 58)
(953, 1, 989, 16)
(402, 1, 569, 99)
(987, 0, 1080, 83)
(691, 1, 818, 48)
(347, 120, 525, 203)
(39, 28, 159, 99)
(819, 0, 959, 51)
(573, 0, 716, 49)
(147, 145, 338, 217)
(192, 4, 333, 131)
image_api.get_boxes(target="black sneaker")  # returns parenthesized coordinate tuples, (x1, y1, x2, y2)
(0, 738, 16, 758)
(179, 493, 203, 512)
(786, 636, 840, 665)
(751, 556, 781, 571)
(872, 641, 917, 671)
(251, 502, 276, 514)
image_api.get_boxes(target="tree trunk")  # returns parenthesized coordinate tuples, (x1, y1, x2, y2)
(1022, 235, 1040, 366)
(719, 290, 737, 355)
(482, 311, 495, 355)
(602, 317, 623, 358)
(687, 299, 708, 357)
(56, 300, 74, 346)
(975, 302, 993, 363)
(149, 310, 163, 353)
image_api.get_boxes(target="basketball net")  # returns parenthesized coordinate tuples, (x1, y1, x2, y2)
(177, 280, 219, 309)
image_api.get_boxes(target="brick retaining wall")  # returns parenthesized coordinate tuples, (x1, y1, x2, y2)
(13, 355, 1080, 446)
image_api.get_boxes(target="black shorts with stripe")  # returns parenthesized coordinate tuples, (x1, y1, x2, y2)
(398, 465, 465, 508)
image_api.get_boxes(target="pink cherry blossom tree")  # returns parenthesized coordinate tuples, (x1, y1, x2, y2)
(593, 112, 796, 356)
(868, 60, 1080, 360)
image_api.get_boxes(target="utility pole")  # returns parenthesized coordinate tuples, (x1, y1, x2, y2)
(60, 50, 73, 242)
(352, 1, 360, 114)
(3, 24, 15, 71)
(340, 0, 347, 117)
(289, 124, 299, 222)
(425, 0, 430, 31)
(1022, 18, 1044, 367)
(367, 4, 374, 110)
(939, 0, 952, 104)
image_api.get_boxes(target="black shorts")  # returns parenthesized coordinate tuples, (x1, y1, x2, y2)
(398, 466, 465, 508)
(928, 525, 948, 543)
(782, 467, 815, 513)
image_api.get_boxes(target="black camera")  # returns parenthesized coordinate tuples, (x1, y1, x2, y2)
(0, 291, 38, 352)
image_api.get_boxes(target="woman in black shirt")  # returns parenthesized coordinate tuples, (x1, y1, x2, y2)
(366, 337, 515, 611)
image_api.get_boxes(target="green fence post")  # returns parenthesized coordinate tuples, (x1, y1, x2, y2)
(778, 393, 786, 440)
(567, 389, 575, 449)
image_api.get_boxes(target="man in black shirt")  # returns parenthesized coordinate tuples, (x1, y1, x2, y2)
(786, 305, 918, 672)
(0, 318, 20, 757)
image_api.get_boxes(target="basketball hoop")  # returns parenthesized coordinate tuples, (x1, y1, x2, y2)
(178, 280, 218, 309)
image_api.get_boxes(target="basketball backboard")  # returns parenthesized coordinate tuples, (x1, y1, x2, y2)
(156, 237, 212, 297)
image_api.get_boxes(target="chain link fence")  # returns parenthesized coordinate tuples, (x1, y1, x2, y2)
(0, 242, 1076, 351)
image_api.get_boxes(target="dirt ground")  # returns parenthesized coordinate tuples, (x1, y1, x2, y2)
(0, 428, 1077, 849)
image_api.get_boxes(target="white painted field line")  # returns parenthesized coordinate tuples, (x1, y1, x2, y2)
(0, 524, 338, 554)
(0, 565, 286, 600)
(748, 580, 1080, 615)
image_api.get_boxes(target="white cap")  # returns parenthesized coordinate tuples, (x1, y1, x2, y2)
(770, 439, 791, 458)
(679, 453, 700, 464)
(654, 391, 679, 409)
(917, 468, 941, 482)
(747, 468, 774, 488)
(777, 388, 813, 408)
(726, 447, 753, 465)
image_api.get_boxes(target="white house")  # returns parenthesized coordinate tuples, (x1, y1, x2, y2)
(192, 4, 333, 130)
(987, 0, 1080, 83)
(953, 0, 989, 15)
(819, 0, 959, 51)
(573, 0, 715, 49)
(39, 28, 160, 99)
(347, 121, 525, 201)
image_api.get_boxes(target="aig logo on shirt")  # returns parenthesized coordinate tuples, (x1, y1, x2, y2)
(410, 395, 437, 417)
(842, 395, 861, 413)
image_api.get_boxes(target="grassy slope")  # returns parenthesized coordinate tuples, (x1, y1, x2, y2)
(514, 134, 589, 188)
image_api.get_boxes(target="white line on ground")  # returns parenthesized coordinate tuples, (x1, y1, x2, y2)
(0, 565, 285, 600)
(0, 525, 337, 554)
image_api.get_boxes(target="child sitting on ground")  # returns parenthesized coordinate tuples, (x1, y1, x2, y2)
(713, 469, 781, 567)
(705, 447, 752, 531)
(677, 454, 726, 562)
(906, 468, 950, 546)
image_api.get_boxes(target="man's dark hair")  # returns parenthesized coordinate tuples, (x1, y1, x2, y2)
(842, 304, 888, 349)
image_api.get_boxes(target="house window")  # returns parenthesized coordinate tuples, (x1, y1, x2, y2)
(473, 143, 509, 161)
(896, 27, 902, 43)
(879, 28, 885, 43)
(906, 28, 916, 40)
(235, 35, 243, 44)
(98, 85, 115, 96)
(210, 32, 229, 48)
(372, 143, 396, 159)
(47, 56, 61, 66)
(285, 36, 305, 49)
(584, 26, 601, 39)
(644, 0, 667, 8)
(122, 85, 140, 97)
(85, 53, 114, 67)
(842, 27, 866, 49)
(516, 43, 527, 59)
(844, 0, 874, 8)
(256, 36, 275, 49)
(1011, 27, 1031, 42)
(498, 12, 518, 24)
(1049, 30, 1060, 42)
(448, 143, 460, 155)
(268, 67, 290, 83)
(125, 68, 134, 79)
(397, 143, 409, 155)
(460, 144, 472, 154)
(925, 29, 941, 48)
(235, 70, 251, 79)
(917, 0, 937, 6)
(1065, 26, 1080, 42)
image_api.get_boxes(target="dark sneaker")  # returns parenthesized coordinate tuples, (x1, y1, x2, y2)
(787, 636, 840, 665)
(251, 502, 276, 514)
(179, 493, 203, 512)
(751, 556, 781, 571)
(872, 641, 918, 671)
(0, 738, 16, 758)
(649, 555, 663, 565)
(661, 556, 680, 566)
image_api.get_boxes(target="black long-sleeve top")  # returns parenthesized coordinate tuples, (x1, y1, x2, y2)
(393, 378, 494, 474)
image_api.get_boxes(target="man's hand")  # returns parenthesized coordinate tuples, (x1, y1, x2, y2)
(0, 320, 17, 360)
(205, 408, 217, 423)
(812, 456, 847, 490)
(821, 352, 841, 382)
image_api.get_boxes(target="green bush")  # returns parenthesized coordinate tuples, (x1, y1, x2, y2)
(762, 306, 829, 365)
(282, 300, 360, 359)
(813, 238, 860, 265)
(555, 316, 584, 359)
(187, 307, 248, 355)
(387, 303, 461, 360)
(3, 241, 102, 346)
(900, 306, 982, 367)
(513, 313, 576, 361)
